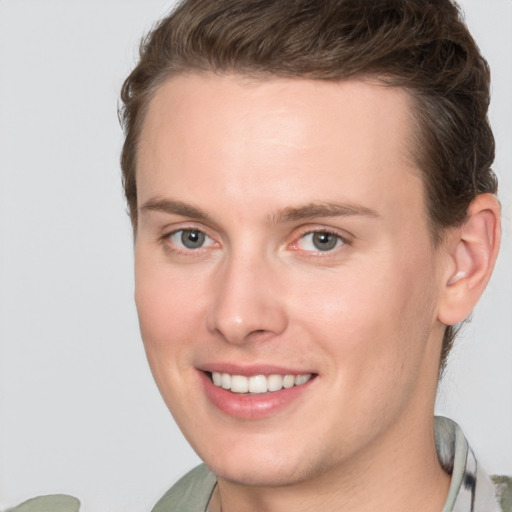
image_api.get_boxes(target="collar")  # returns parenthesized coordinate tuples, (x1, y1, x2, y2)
(435, 416, 501, 512)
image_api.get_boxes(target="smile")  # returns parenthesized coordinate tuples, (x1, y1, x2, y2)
(210, 372, 313, 394)
(200, 368, 317, 419)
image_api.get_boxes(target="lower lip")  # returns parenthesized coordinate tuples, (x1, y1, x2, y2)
(199, 371, 315, 420)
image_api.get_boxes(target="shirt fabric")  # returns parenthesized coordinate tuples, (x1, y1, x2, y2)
(3, 417, 511, 512)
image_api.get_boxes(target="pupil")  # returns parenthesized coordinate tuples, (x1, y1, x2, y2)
(313, 232, 337, 251)
(181, 230, 205, 249)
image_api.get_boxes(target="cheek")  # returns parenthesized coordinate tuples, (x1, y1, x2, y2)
(293, 267, 404, 342)
(292, 252, 437, 375)
(134, 257, 212, 425)
(134, 255, 207, 363)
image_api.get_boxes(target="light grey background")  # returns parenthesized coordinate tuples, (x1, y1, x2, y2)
(0, 1, 510, 511)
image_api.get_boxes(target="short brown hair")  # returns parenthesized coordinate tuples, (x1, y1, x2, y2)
(119, 0, 497, 372)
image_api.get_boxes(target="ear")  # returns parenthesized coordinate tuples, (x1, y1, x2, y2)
(437, 193, 501, 327)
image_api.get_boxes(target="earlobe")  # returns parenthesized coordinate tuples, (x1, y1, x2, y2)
(438, 193, 501, 326)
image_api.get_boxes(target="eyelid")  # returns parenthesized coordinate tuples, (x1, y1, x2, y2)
(160, 224, 220, 254)
(288, 225, 352, 253)
(158, 222, 352, 255)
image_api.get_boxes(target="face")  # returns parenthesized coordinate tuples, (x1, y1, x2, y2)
(135, 74, 447, 487)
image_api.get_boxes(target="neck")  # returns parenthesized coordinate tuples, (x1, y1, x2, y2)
(214, 413, 450, 512)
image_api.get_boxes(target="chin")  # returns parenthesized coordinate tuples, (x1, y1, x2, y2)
(209, 460, 304, 487)
(197, 438, 323, 488)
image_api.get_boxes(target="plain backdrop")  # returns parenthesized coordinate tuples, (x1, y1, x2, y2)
(0, 1, 511, 511)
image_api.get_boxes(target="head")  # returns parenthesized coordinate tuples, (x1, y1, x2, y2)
(120, 0, 497, 373)
(119, 0, 500, 491)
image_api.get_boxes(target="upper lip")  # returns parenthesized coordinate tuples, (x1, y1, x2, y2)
(199, 363, 315, 377)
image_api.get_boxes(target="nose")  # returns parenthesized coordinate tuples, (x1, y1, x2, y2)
(206, 252, 288, 345)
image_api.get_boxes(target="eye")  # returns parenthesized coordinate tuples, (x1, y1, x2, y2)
(297, 231, 345, 252)
(167, 229, 215, 250)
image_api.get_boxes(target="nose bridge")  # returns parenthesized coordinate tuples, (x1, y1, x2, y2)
(208, 245, 287, 344)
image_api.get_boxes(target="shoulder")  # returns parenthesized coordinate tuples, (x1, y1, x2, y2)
(151, 464, 217, 512)
(492, 475, 512, 512)
(2, 495, 80, 512)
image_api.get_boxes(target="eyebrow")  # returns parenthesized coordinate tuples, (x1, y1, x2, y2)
(139, 197, 379, 224)
(270, 202, 379, 223)
(139, 198, 210, 221)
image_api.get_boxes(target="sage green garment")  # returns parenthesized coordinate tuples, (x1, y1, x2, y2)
(4, 418, 511, 512)
(152, 464, 216, 512)
(3, 495, 80, 512)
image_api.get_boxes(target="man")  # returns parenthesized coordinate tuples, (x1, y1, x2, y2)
(5, 0, 509, 511)
(117, 0, 509, 511)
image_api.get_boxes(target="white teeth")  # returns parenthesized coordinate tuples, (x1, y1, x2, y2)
(210, 372, 312, 394)
(282, 374, 295, 389)
(231, 375, 249, 393)
(295, 374, 312, 386)
(248, 375, 267, 393)
(221, 373, 231, 389)
(267, 374, 283, 392)
(212, 372, 222, 386)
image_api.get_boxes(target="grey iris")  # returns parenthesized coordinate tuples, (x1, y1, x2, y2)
(181, 230, 205, 249)
(313, 232, 338, 251)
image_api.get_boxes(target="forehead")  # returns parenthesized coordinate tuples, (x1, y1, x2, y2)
(139, 73, 416, 162)
(136, 73, 424, 226)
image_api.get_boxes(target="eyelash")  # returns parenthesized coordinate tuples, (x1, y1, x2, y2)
(290, 228, 349, 254)
(161, 228, 217, 255)
(161, 226, 350, 256)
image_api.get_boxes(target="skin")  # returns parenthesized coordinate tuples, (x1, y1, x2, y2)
(134, 73, 467, 512)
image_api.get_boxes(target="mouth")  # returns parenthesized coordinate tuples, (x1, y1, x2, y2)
(209, 371, 313, 394)
(199, 367, 317, 419)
